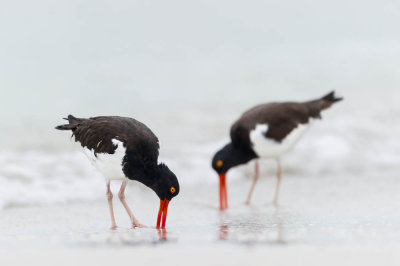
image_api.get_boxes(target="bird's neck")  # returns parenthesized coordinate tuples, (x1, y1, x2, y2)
(122, 152, 159, 186)
(125, 164, 168, 200)
(225, 143, 257, 169)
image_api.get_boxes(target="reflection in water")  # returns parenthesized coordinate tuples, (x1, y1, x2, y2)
(157, 229, 168, 241)
(218, 212, 229, 241)
(98, 227, 170, 246)
(274, 207, 285, 245)
(219, 225, 229, 240)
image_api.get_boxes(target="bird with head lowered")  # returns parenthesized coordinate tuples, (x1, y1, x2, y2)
(56, 115, 179, 229)
(212, 91, 343, 210)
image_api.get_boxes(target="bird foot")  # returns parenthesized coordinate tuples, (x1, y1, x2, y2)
(244, 200, 251, 205)
(132, 220, 147, 228)
(110, 225, 118, 230)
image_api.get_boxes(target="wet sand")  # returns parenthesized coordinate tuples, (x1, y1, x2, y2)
(1, 176, 400, 265)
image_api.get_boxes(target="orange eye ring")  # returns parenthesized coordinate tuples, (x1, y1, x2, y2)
(216, 160, 223, 168)
(170, 187, 176, 194)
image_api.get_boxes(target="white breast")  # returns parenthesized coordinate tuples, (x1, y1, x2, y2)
(83, 139, 128, 181)
(249, 123, 310, 158)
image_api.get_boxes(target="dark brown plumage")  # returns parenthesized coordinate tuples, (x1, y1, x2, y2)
(230, 91, 343, 149)
(212, 91, 343, 210)
(56, 115, 179, 229)
(56, 115, 159, 158)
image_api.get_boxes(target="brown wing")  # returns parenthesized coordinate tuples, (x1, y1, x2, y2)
(67, 116, 159, 158)
(263, 103, 312, 142)
(230, 91, 342, 147)
(231, 102, 320, 147)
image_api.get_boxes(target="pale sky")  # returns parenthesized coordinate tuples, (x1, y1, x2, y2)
(1, 0, 399, 121)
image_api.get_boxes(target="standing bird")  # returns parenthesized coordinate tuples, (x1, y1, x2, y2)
(212, 91, 343, 210)
(56, 115, 179, 229)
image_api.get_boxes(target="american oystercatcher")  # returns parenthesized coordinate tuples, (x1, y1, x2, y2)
(212, 91, 343, 210)
(56, 115, 179, 229)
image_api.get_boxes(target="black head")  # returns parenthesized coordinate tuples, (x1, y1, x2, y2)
(212, 143, 257, 210)
(152, 163, 180, 201)
(212, 143, 256, 174)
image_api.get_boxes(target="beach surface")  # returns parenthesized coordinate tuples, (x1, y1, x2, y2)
(1, 0, 400, 264)
(2, 174, 400, 265)
(1, 99, 400, 264)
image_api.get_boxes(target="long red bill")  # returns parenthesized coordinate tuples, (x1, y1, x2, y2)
(219, 173, 228, 210)
(156, 199, 170, 229)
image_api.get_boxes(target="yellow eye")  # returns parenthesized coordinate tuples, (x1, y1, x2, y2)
(170, 187, 176, 194)
(216, 160, 223, 168)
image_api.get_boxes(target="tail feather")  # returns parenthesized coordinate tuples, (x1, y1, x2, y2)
(321, 91, 343, 103)
(306, 90, 343, 117)
(55, 114, 83, 131)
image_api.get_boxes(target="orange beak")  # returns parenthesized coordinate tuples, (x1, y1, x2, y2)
(156, 199, 170, 229)
(219, 173, 228, 210)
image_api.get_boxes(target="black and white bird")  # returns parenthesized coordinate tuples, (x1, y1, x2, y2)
(212, 91, 343, 210)
(56, 115, 179, 229)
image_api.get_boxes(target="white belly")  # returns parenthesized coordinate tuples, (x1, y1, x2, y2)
(82, 139, 128, 181)
(249, 123, 310, 158)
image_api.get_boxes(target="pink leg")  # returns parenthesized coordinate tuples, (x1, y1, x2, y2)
(273, 161, 282, 205)
(118, 181, 146, 228)
(245, 161, 259, 204)
(106, 182, 117, 230)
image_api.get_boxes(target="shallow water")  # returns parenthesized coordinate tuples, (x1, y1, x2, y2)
(1, 88, 400, 250)
(2, 93, 400, 208)
(2, 171, 400, 249)
(1, 2, 400, 265)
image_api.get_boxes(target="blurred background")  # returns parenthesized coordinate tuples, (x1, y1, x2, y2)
(0, 0, 399, 252)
